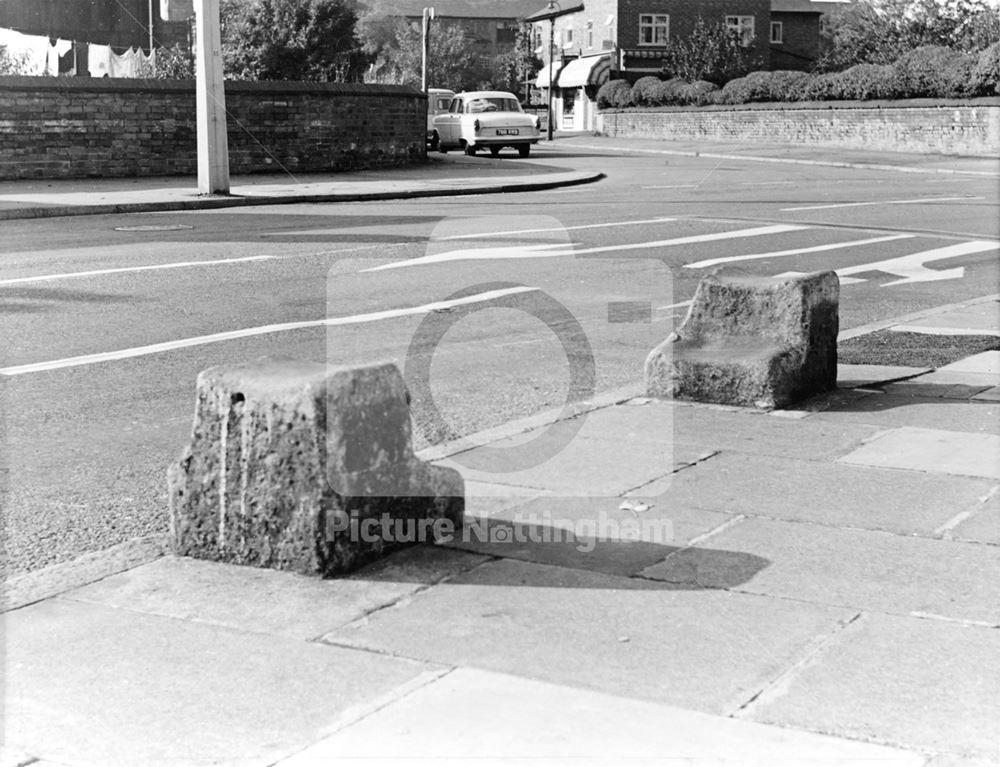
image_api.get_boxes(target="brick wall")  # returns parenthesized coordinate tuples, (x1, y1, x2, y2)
(596, 102, 1000, 156)
(0, 76, 426, 180)
(770, 12, 821, 72)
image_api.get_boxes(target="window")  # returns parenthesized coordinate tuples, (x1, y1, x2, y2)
(563, 26, 574, 47)
(770, 21, 783, 44)
(586, 20, 594, 49)
(449, 98, 463, 113)
(639, 14, 669, 46)
(496, 22, 517, 45)
(725, 15, 755, 47)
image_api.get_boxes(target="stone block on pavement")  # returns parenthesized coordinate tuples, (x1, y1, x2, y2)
(646, 270, 839, 408)
(168, 357, 463, 576)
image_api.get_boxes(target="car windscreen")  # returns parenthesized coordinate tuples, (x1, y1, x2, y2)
(466, 98, 522, 113)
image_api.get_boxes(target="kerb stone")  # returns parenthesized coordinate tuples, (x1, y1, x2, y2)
(646, 270, 839, 408)
(168, 357, 463, 576)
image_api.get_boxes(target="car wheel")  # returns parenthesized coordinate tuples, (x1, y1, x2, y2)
(517, 144, 530, 158)
(429, 132, 440, 151)
(489, 146, 501, 157)
(463, 143, 477, 156)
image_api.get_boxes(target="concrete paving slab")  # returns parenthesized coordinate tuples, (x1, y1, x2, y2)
(883, 379, 994, 398)
(3, 597, 441, 767)
(938, 351, 1000, 375)
(838, 364, 931, 387)
(746, 613, 1000, 759)
(949, 491, 1000, 545)
(62, 548, 490, 640)
(323, 558, 856, 715)
(439, 431, 708, 496)
(642, 517, 1000, 624)
(278, 667, 925, 767)
(623, 451, 995, 536)
(813, 394, 1000, 435)
(441, 495, 732, 577)
(838, 427, 1000, 479)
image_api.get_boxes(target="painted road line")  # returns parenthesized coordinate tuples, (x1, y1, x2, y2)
(777, 240, 1000, 286)
(0, 246, 387, 287)
(435, 217, 677, 241)
(366, 224, 808, 273)
(781, 196, 984, 212)
(891, 325, 1000, 337)
(684, 234, 914, 269)
(642, 185, 699, 189)
(0, 286, 539, 377)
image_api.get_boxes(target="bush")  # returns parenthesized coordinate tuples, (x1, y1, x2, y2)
(972, 41, 1000, 95)
(631, 76, 664, 106)
(767, 70, 811, 101)
(797, 71, 842, 101)
(650, 77, 687, 105)
(719, 71, 772, 103)
(830, 63, 899, 100)
(678, 80, 720, 105)
(596, 79, 633, 109)
(891, 45, 978, 98)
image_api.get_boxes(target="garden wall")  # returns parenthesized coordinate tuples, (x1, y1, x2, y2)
(596, 101, 1000, 157)
(0, 76, 426, 180)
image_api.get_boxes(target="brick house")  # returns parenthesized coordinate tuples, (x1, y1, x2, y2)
(527, 0, 843, 130)
(770, 0, 848, 71)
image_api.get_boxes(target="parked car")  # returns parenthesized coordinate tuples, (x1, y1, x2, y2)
(426, 88, 455, 148)
(431, 91, 541, 157)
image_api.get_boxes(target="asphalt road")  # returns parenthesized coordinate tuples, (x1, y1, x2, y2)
(2, 140, 998, 573)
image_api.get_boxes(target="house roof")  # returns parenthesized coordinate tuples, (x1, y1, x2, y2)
(377, 0, 545, 19)
(771, 0, 850, 12)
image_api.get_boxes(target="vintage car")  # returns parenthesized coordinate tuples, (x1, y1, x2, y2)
(431, 91, 541, 157)
(426, 88, 455, 147)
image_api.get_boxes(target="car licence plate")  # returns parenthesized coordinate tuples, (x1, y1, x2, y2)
(495, 129, 519, 136)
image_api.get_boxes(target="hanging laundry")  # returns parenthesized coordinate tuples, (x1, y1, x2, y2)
(110, 46, 141, 78)
(58, 42, 77, 76)
(0, 27, 50, 75)
(46, 38, 72, 76)
(138, 47, 156, 77)
(88, 43, 112, 77)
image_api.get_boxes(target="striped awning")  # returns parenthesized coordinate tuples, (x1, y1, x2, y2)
(535, 62, 558, 88)
(557, 54, 612, 88)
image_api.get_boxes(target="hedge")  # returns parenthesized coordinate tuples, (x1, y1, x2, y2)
(596, 43, 1000, 108)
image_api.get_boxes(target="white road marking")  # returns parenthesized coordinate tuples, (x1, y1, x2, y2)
(0, 286, 539, 377)
(655, 300, 692, 311)
(684, 234, 913, 269)
(435, 217, 677, 240)
(0, 246, 384, 287)
(781, 196, 983, 212)
(642, 184, 699, 189)
(365, 224, 808, 272)
(890, 325, 1000, 337)
(775, 240, 999, 286)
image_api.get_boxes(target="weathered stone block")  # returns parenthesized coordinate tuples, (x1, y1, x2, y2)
(646, 270, 839, 409)
(168, 357, 463, 576)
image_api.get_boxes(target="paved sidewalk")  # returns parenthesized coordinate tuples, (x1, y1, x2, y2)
(4, 308, 999, 765)
(0, 154, 602, 220)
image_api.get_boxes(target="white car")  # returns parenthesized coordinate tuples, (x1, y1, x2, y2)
(431, 91, 540, 157)
(426, 88, 455, 147)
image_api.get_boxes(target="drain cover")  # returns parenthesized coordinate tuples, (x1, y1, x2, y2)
(114, 224, 194, 232)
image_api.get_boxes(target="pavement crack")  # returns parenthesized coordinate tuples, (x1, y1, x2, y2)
(729, 611, 866, 718)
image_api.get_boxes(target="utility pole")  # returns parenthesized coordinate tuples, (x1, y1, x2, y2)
(194, 0, 229, 194)
(422, 7, 434, 91)
(547, 1, 556, 141)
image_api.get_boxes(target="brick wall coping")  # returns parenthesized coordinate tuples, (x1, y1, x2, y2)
(0, 75, 425, 98)
(601, 97, 1000, 113)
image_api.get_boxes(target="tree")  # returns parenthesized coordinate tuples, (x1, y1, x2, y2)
(817, 0, 1000, 72)
(661, 17, 759, 84)
(490, 23, 541, 98)
(365, 19, 489, 91)
(220, 0, 366, 82)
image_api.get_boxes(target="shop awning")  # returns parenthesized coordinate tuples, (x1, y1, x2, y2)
(535, 62, 558, 88)
(557, 54, 611, 88)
